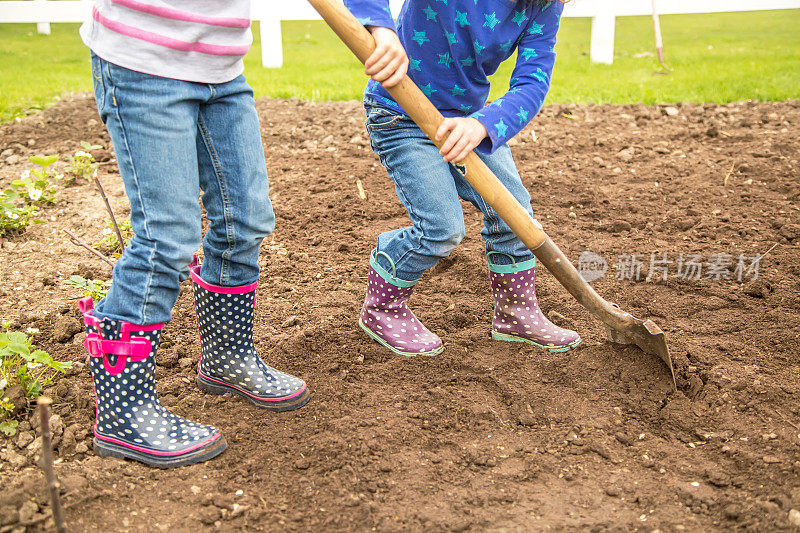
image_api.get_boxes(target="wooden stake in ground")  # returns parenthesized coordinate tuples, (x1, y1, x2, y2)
(651, 0, 671, 73)
(37, 397, 67, 533)
(92, 175, 126, 254)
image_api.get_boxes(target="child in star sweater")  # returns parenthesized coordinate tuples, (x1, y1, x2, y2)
(345, 0, 581, 356)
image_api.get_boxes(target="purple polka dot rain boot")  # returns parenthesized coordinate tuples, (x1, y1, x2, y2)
(190, 258, 310, 411)
(358, 250, 443, 356)
(488, 254, 581, 353)
(79, 298, 226, 468)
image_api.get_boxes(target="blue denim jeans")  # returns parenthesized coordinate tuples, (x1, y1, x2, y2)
(364, 97, 535, 282)
(90, 53, 274, 325)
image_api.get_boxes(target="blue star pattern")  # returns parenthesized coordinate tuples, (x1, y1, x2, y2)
(495, 119, 508, 138)
(528, 21, 544, 36)
(450, 83, 466, 96)
(344, 0, 563, 153)
(483, 12, 500, 30)
(420, 83, 437, 96)
(512, 10, 528, 26)
(412, 30, 430, 46)
(532, 68, 548, 83)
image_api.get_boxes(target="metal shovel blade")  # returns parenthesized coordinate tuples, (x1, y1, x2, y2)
(534, 239, 678, 391)
(605, 306, 676, 390)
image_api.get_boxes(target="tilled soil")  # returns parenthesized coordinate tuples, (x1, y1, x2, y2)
(0, 95, 799, 532)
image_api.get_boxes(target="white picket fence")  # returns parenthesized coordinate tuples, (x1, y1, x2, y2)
(1, 0, 798, 66)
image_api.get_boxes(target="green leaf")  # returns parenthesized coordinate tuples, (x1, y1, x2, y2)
(31, 350, 54, 365)
(29, 155, 59, 168)
(25, 381, 42, 398)
(50, 361, 71, 372)
(0, 419, 18, 436)
(5, 332, 28, 343)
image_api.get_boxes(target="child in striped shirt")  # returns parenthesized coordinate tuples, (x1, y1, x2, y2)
(76, 0, 320, 467)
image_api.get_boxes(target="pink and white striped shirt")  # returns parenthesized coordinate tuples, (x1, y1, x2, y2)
(80, 0, 253, 83)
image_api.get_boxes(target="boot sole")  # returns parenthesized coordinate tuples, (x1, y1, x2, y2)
(358, 318, 444, 357)
(93, 433, 226, 468)
(491, 330, 582, 353)
(196, 373, 311, 412)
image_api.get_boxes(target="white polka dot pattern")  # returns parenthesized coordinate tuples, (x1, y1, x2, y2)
(359, 263, 443, 356)
(87, 319, 222, 456)
(193, 281, 307, 401)
(489, 263, 581, 351)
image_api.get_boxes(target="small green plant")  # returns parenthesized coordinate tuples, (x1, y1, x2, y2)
(11, 166, 58, 205)
(0, 398, 17, 436)
(0, 189, 40, 233)
(64, 141, 101, 183)
(64, 275, 112, 301)
(0, 325, 71, 436)
(94, 218, 133, 257)
(0, 154, 59, 234)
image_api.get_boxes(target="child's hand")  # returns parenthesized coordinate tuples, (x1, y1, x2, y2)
(365, 26, 408, 88)
(435, 117, 488, 163)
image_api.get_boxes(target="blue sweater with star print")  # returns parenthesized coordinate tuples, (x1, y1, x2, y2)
(344, 0, 562, 154)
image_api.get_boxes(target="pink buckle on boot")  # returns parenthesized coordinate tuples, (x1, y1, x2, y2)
(84, 334, 152, 375)
(79, 296, 161, 375)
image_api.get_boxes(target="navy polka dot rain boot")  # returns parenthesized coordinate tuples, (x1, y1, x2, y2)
(190, 258, 310, 411)
(79, 298, 226, 468)
(358, 250, 444, 356)
(488, 254, 581, 353)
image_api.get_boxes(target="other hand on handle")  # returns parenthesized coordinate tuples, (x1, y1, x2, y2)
(365, 26, 408, 88)
(435, 117, 488, 163)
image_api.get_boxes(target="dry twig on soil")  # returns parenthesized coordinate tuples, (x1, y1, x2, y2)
(92, 175, 126, 254)
(63, 228, 115, 267)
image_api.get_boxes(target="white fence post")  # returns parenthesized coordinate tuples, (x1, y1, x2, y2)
(260, 16, 283, 68)
(35, 0, 51, 34)
(590, 11, 616, 64)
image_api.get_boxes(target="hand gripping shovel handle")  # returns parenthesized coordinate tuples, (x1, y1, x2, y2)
(308, 0, 677, 390)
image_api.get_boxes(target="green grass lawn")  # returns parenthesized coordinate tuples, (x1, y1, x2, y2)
(1, 9, 798, 122)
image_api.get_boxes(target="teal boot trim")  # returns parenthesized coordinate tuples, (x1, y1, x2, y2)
(370, 250, 416, 288)
(487, 251, 536, 274)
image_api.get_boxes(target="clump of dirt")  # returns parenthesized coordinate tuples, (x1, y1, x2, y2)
(0, 96, 799, 531)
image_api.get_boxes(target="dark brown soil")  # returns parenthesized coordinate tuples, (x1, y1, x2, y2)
(1, 95, 799, 532)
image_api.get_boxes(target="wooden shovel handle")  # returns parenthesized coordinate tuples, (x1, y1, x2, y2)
(308, 0, 547, 251)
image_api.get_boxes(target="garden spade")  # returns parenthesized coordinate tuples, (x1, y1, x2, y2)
(308, 0, 677, 391)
